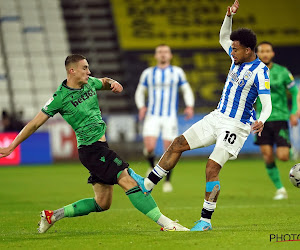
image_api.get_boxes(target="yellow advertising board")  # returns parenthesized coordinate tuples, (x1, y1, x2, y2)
(111, 0, 300, 49)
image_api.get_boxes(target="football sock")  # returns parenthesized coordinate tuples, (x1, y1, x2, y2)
(143, 148, 155, 169)
(53, 208, 64, 221)
(156, 214, 173, 227)
(165, 169, 172, 182)
(126, 186, 162, 223)
(266, 162, 283, 189)
(63, 198, 104, 218)
(147, 156, 155, 169)
(200, 200, 217, 224)
(145, 164, 169, 190)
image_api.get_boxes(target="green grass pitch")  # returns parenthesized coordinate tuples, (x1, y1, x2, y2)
(0, 158, 300, 249)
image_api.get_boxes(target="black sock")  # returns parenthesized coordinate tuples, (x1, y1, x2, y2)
(147, 155, 155, 169)
(201, 208, 213, 220)
(165, 170, 172, 181)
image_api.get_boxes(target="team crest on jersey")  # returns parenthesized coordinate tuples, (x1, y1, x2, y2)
(238, 80, 245, 87)
(243, 71, 252, 80)
(43, 97, 54, 110)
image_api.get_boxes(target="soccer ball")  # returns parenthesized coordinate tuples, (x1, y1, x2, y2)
(289, 163, 300, 188)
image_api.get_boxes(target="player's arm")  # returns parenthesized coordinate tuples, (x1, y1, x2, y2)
(99, 77, 123, 93)
(252, 67, 272, 136)
(219, 0, 239, 54)
(135, 70, 149, 121)
(297, 91, 300, 118)
(286, 72, 298, 125)
(135, 84, 147, 121)
(180, 83, 194, 120)
(252, 94, 272, 136)
(0, 111, 49, 158)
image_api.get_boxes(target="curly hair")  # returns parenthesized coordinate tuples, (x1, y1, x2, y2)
(230, 28, 257, 51)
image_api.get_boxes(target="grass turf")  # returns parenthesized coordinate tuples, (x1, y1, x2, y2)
(0, 158, 300, 249)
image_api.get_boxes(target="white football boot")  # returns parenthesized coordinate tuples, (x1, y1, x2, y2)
(37, 210, 56, 233)
(161, 220, 190, 231)
(162, 181, 173, 193)
(273, 187, 288, 200)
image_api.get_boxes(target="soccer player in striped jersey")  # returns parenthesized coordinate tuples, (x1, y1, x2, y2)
(135, 44, 194, 192)
(0, 54, 189, 232)
(255, 41, 298, 200)
(129, 0, 272, 231)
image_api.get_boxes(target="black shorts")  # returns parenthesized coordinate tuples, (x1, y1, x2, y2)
(78, 141, 129, 185)
(254, 121, 291, 147)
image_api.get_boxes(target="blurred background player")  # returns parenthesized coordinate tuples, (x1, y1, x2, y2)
(255, 41, 298, 200)
(135, 44, 195, 192)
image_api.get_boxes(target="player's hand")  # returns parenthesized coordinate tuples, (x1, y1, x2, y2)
(0, 147, 13, 158)
(252, 120, 264, 136)
(184, 106, 194, 120)
(227, 0, 239, 17)
(110, 81, 123, 93)
(138, 107, 147, 121)
(290, 114, 298, 126)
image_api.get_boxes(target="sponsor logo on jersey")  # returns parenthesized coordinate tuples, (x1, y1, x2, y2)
(265, 80, 270, 89)
(289, 73, 294, 81)
(43, 97, 54, 111)
(229, 71, 238, 82)
(243, 70, 252, 80)
(71, 90, 96, 107)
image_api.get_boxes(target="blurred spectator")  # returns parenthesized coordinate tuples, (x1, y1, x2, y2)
(1, 110, 24, 132)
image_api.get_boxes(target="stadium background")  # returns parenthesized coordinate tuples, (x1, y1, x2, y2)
(0, 0, 299, 164)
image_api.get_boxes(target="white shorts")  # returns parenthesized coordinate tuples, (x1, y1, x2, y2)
(183, 110, 251, 160)
(143, 115, 178, 141)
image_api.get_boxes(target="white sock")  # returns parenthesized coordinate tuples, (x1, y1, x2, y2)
(200, 199, 217, 224)
(156, 214, 173, 227)
(152, 164, 169, 179)
(144, 164, 169, 190)
(200, 217, 211, 223)
(144, 178, 155, 190)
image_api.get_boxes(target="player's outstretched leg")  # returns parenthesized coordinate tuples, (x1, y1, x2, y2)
(119, 169, 189, 231)
(38, 198, 105, 233)
(129, 135, 190, 194)
(191, 150, 225, 231)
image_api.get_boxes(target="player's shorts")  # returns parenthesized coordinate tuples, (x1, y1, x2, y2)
(254, 121, 291, 147)
(183, 110, 251, 160)
(143, 115, 178, 141)
(78, 141, 129, 185)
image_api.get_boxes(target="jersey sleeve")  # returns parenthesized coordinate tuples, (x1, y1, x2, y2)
(254, 66, 271, 94)
(41, 93, 62, 117)
(138, 69, 149, 87)
(178, 67, 188, 86)
(88, 76, 103, 90)
(284, 68, 296, 89)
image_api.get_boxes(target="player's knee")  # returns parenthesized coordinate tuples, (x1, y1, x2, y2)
(169, 135, 189, 153)
(94, 198, 111, 211)
(277, 153, 289, 161)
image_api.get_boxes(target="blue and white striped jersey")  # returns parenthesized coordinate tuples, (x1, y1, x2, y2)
(217, 46, 271, 124)
(138, 65, 189, 117)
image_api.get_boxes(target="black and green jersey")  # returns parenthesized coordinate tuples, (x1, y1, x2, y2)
(42, 77, 106, 148)
(256, 63, 297, 122)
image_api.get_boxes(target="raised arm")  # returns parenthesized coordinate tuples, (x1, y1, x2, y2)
(219, 0, 239, 54)
(0, 111, 49, 158)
